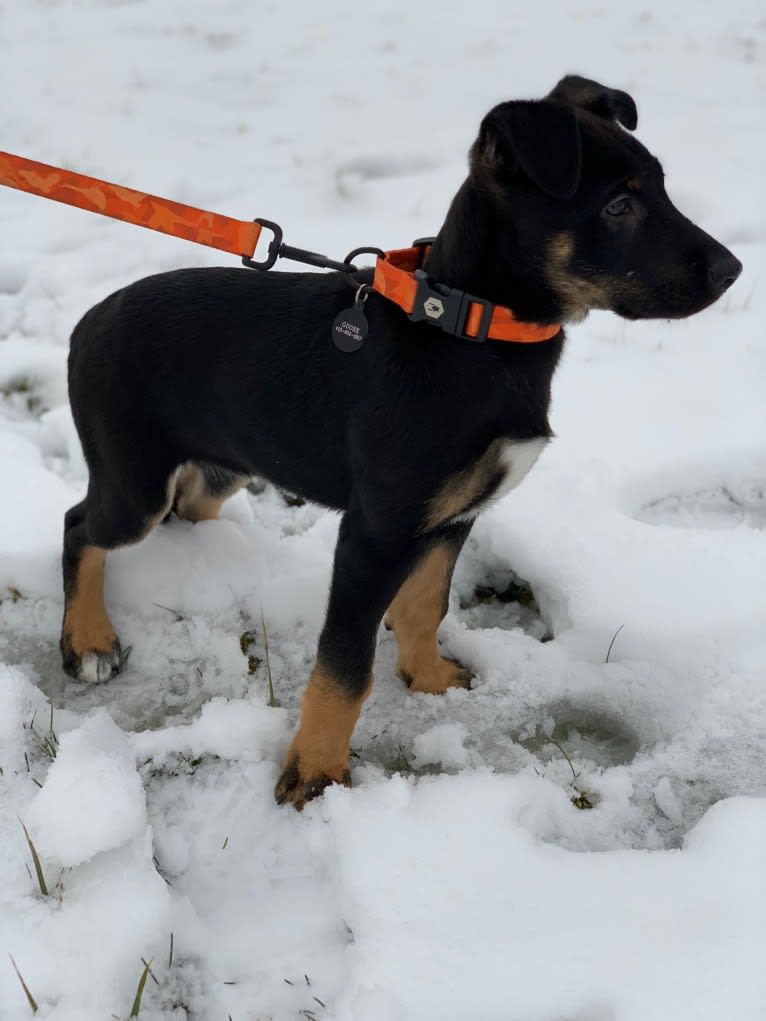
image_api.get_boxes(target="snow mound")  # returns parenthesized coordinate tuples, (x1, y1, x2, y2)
(25, 710, 147, 867)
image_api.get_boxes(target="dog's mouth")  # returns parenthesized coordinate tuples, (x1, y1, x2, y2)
(565, 262, 740, 322)
(611, 278, 737, 321)
(612, 244, 742, 321)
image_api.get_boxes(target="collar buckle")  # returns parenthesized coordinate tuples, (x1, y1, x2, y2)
(409, 269, 492, 343)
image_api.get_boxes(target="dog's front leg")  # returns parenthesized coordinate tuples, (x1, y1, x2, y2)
(275, 512, 416, 810)
(385, 520, 474, 693)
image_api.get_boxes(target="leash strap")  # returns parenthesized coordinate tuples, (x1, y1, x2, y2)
(373, 246, 560, 344)
(0, 151, 559, 344)
(0, 151, 262, 258)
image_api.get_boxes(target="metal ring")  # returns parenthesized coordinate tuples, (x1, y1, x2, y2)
(344, 245, 385, 266)
(354, 283, 371, 306)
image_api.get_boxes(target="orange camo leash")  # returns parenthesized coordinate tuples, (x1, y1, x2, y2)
(0, 149, 559, 345)
(0, 150, 263, 260)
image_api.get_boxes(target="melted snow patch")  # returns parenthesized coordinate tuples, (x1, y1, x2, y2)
(637, 481, 766, 530)
(521, 701, 641, 769)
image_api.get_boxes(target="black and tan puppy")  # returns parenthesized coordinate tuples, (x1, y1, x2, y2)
(61, 76, 741, 808)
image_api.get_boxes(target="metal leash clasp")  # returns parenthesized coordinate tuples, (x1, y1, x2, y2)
(242, 221, 383, 275)
(242, 218, 283, 270)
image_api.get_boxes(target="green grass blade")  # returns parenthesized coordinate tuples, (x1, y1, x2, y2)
(129, 957, 153, 1017)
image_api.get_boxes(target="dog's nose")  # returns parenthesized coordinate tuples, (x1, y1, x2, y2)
(708, 250, 742, 294)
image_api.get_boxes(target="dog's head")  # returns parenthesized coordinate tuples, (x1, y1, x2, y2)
(469, 75, 741, 323)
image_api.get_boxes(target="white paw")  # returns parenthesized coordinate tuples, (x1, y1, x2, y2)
(77, 647, 122, 683)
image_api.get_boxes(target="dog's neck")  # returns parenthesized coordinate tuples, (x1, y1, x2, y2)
(425, 177, 562, 326)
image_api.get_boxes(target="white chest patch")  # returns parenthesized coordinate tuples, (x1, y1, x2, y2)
(496, 436, 549, 498)
(460, 435, 548, 522)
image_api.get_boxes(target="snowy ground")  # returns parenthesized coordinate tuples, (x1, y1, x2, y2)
(1, 2, 765, 1019)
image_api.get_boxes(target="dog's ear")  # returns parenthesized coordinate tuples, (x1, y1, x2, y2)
(475, 100, 581, 200)
(547, 75, 638, 131)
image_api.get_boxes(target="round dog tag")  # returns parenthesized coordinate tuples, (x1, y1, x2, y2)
(332, 305, 368, 352)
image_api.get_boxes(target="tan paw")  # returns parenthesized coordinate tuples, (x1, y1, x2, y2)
(274, 755, 352, 810)
(399, 656, 473, 695)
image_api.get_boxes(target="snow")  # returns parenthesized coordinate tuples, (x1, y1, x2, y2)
(411, 721, 472, 770)
(24, 711, 147, 868)
(1, 1, 765, 1019)
(327, 782, 766, 1021)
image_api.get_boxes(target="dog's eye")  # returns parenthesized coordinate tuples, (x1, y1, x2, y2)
(604, 195, 633, 217)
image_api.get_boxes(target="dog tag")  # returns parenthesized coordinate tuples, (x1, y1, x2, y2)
(332, 304, 368, 352)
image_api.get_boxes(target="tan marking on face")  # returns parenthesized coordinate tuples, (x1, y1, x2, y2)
(174, 463, 248, 522)
(385, 545, 471, 694)
(626, 176, 643, 191)
(546, 231, 609, 321)
(423, 437, 507, 532)
(62, 546, 115, 656)
(548, 231, 575, 263)
(545, 231, 644, 323)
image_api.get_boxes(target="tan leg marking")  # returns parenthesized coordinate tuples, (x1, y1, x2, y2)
(174, 464, 248, 522)
(65, 467, 181, 650)
(62, 546, 114, 655)
(275, 664, 372, 809)
(60, 468, 182, 683)
(385, 545, 471, 694)
(61, 545, 122, 682)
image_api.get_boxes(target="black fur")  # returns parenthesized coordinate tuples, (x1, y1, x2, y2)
(547, 74, 638, 131)
(62, 77, 741, 802)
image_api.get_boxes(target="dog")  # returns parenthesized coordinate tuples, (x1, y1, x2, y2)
(60, 76, 741, 809)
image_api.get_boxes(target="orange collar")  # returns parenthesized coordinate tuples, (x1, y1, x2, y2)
(373, 245, 560, 344)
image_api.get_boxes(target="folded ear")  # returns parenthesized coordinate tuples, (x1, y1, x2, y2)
(475, 100, 581, 200)
(547, 74, 638, 131)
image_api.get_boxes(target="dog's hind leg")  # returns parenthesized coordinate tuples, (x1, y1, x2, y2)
(61, 466, 182, 682)
(174, 462, 250, 523)
(275, 510, 425, 809)
(384, 521, 474, 694)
